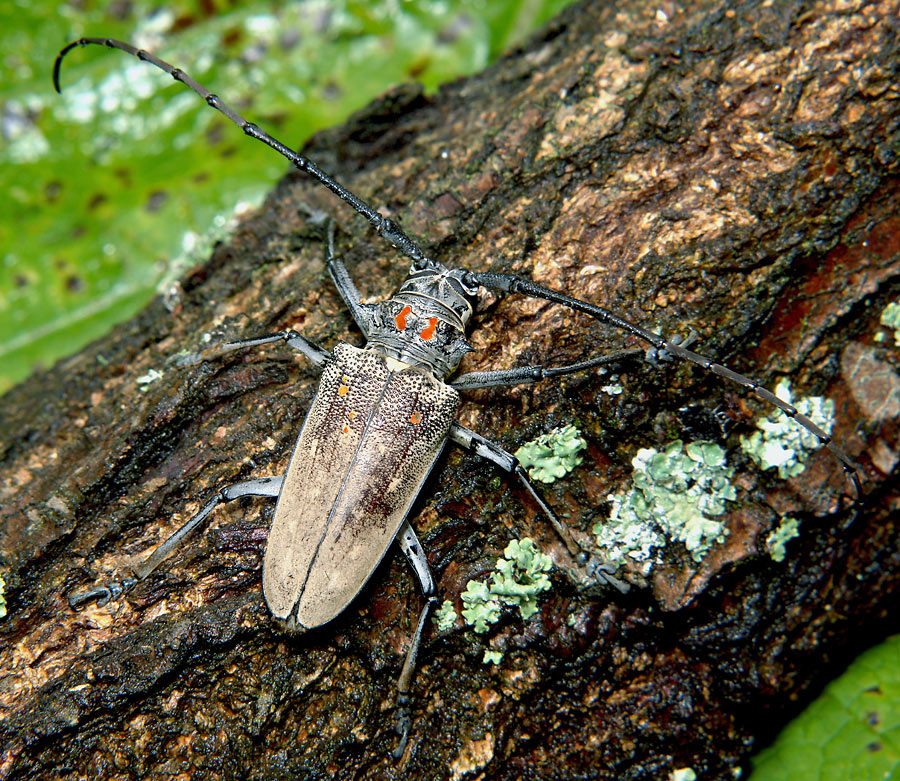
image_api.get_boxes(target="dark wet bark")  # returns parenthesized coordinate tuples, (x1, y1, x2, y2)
(1, 0, 899, 778)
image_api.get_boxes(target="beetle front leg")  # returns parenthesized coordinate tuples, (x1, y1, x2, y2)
(320, 217, 377, 339)
(69, 476, 284, 609)
(392, 521, 439, 759)
(448, 424, 627, 592)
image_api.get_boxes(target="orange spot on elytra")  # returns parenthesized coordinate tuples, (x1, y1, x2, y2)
(348, 411, 356, 418)
(338, 385, 349, 396)
(395, 305, 412, 330)
(409, 411, 421, 424)
(420, 317, 438, 340)
(343, 425, 349, 433)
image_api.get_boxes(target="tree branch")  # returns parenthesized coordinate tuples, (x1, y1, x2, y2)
(1, 0, 899, 778)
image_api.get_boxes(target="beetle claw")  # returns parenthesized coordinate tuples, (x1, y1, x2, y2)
(569, 553, 630, 594)
(68, 586, 111, 610)
(392, 711, 411, 759)
(645, 329, 699, 365)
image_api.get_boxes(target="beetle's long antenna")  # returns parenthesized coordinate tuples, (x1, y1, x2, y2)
(471, 271, 864, 501)
(53, 37, 438, 270)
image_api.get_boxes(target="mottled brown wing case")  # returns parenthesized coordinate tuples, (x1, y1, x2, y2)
(262, 343, 459, 628)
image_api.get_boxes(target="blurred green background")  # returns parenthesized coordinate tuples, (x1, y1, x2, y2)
(0, 0, 574, 394)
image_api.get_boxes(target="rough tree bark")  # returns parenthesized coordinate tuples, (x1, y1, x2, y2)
(1, 0, 899, 778)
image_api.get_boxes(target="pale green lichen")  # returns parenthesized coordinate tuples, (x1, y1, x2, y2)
(0, 574, 6, 620)
(600, 374, 624, 396)
(460, 538, 553, 636)
(483, 649, 504, 665)
(880, 300, 900, 346)
(739, 380, 835, 479)
(766, 516, 800, 563)
(515, 424, 586, 483)
(594, 440, 737, 571)
(460, 580, 501, 633)
(136, 367, 164, 391)
(670, 769, 697, 781)
(433, 600, 458, 631)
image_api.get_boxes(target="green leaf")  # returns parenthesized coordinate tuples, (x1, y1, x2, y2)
(1, 0, 576, 394)
(752, 634, 900, 780)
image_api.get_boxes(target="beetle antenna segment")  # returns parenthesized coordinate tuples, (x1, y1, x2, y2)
(471, 271, 864, 503)
(52, 37, 438, 270)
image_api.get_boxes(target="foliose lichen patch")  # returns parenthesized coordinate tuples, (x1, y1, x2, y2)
(515, 424, 586, 484)
(879, 299, 900, 346)
(455, 539, 553, 663)
(594, 440, 737, 573)
(766, 516, 800, 563)
(739, 380, 835, 479)
(433, 600, 458, 631)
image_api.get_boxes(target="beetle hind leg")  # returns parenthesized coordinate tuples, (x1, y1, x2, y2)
(69, 476, 284, 610)
(391, 521, 439, 758)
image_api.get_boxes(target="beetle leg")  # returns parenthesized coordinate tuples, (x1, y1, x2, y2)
(450, 347, 642, 390)
(450, 336, 699, 389)
(448, 424, 627, 592)
(318, 218, 374, 338)
(69, 476, 284, 610)
(177, 330, 331, 367)
(392, 521, 439, 758)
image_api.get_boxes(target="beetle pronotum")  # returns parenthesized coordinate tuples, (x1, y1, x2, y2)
(54, 37, 862, 756)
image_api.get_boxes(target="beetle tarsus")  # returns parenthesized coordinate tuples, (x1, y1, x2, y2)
(577, 556, 630, 594)
(645, 329, 698, 365)
(392, 696, 412, 759)
(68, 576, 137, 609)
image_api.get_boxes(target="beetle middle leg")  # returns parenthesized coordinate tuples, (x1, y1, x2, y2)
(69, 476, 284, 609)
(177, 329, 331, 367)
(448, 424, 628, 592)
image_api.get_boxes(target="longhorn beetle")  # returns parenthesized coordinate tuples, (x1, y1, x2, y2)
(54, 38, 863, 756)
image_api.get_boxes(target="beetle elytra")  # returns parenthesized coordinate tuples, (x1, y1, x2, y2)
(54, 37, 863, 757)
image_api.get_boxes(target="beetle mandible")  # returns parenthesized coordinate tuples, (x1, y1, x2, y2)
(54, 37, 862, 756)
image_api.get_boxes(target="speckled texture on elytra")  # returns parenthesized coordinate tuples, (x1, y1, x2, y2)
(263, 343, 459, 628)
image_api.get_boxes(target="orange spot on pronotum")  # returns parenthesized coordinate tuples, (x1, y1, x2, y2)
(420, 317, 438, 340)
(409, 411, 421, 424)
(395, 305, 412, 330)
(338, 385, 349, 396)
